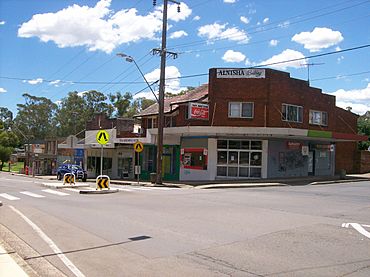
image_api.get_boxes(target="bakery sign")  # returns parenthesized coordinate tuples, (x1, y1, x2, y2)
(188, 103, 209, 120)
(216, 68, 265, 79)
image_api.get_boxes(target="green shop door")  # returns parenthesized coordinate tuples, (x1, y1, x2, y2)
(162, 146, 179, 181)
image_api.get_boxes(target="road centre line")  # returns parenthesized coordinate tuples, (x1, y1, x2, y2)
(9, 206, 85, 277)
(20, 191, 45, 198)
(42, 189, 69, 196)
(0, 193, 20, 200)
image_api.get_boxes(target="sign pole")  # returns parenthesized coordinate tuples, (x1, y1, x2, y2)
(100, 144, 103, 176)
(137, 151, 139, 185)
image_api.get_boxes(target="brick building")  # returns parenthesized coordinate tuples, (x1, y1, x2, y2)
(135, 68, 366, 181)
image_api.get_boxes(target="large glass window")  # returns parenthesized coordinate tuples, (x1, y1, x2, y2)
(282, 104, 303, 123)
(309, 110, 328, 126)
(228, 102, 254, 118)
(216, 139, 263, 178)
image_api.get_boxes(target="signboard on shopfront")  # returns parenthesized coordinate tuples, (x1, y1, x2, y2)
(189, 103, 209, 120)
(216, 68, 265, 79)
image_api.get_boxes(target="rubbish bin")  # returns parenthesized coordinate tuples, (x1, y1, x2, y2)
(340, 169, 346, 179)
(150, 173, 157, 184)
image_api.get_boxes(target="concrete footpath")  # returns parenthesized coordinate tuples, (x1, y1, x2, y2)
(0, 244, 28, 277)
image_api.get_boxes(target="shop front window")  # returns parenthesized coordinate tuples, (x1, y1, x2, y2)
(216, 139, 263, 178)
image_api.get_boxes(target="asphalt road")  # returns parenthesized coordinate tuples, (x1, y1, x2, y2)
(1, 172, 370, 277)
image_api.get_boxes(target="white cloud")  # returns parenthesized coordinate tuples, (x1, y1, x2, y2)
(269, 39, 278, 46)
(0, 21, 5, 25)
(169, 30, 188, 39)
(292, 27, 343, 52)
(193, 15, 200, 21)
(336, 102, 370, 115)
(337, 56, 344, 64)
(166, 2, 192, 22)
(278, 21, 290, 28)
(240, 16, 250, 24)
(263, 17, 269, 24)
(77, 91, 88, 97)
(326, 83, 370, 115)
(143, 66, 185, 95)
(335, 46, 341, 51)
(49, 80, 61, 87)
(259, 49, 306, 70)
(0, 87, 7, 93)
(24, 78, 43, 85)
(198, 22, 249, 44)
(224, 0, 237, 3)
(222, 50, 245, 63)
(17, 0, 192, 54)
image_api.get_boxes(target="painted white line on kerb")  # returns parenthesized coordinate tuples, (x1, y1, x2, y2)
(9, 206, 85, 277)
(0, 193, 20, 200)
(20, 191, 45, 198)
(42, 189, 69, 196)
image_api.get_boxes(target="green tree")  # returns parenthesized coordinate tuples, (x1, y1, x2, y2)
(0, 145, 12, 171)
(0, 107, 13, 130)
(55, 91, 86, 137)
(55, 90, 113, 137)
(108, 92, 132, 117)
(83, 90, 113, 119)
(14, 94, 58, 140)
(0, 131, 19, 148)
(358, 111, 370, 150)
(140, 98, 156, 111)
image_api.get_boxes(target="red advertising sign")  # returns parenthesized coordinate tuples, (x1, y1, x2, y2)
(189, 103, 209, 120)
(287, 141, 302, 149)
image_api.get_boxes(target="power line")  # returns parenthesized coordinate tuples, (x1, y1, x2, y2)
(4, 43, 370, 90)
(168, 0, 370, 52)
(128, 43, 370, 96)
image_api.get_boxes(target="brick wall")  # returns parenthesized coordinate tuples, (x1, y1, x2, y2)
(335, 142, 358, 173)
(359, 151, 370, 173)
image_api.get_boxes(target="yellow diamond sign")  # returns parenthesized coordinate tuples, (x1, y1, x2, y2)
(96, 130, 110, 145)
(133, 141, 144, 153)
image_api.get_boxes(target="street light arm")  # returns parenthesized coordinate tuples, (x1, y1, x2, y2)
(132, 59, 159, 103)
(116, 53, 159, 103)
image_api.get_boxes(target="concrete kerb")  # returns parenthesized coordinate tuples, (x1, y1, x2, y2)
(79, 188, 119, 194)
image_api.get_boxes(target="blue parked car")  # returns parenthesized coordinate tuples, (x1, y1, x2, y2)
(57, 164, 87, 182)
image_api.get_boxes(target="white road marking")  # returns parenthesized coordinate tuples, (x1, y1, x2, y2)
(0, 193, 20, 201)
(342, 223, 370, 239)
(63, 188, 81, 193)
(9, 206, 85, 277)
(20, 191, 45, 198)
(42, 189, 69, 196)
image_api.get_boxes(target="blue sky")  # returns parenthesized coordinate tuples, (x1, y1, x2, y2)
(1, 0, 370, 115)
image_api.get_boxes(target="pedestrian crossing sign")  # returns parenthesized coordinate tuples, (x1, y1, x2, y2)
(133, 141, 144, 153)
(96, 130, 110, 145)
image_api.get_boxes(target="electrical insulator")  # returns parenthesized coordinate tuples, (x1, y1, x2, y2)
(177, 4, 180, 13)
(153, 0, 156, 6)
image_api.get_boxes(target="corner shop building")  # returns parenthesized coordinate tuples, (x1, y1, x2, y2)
(135, 68, 367, 181)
